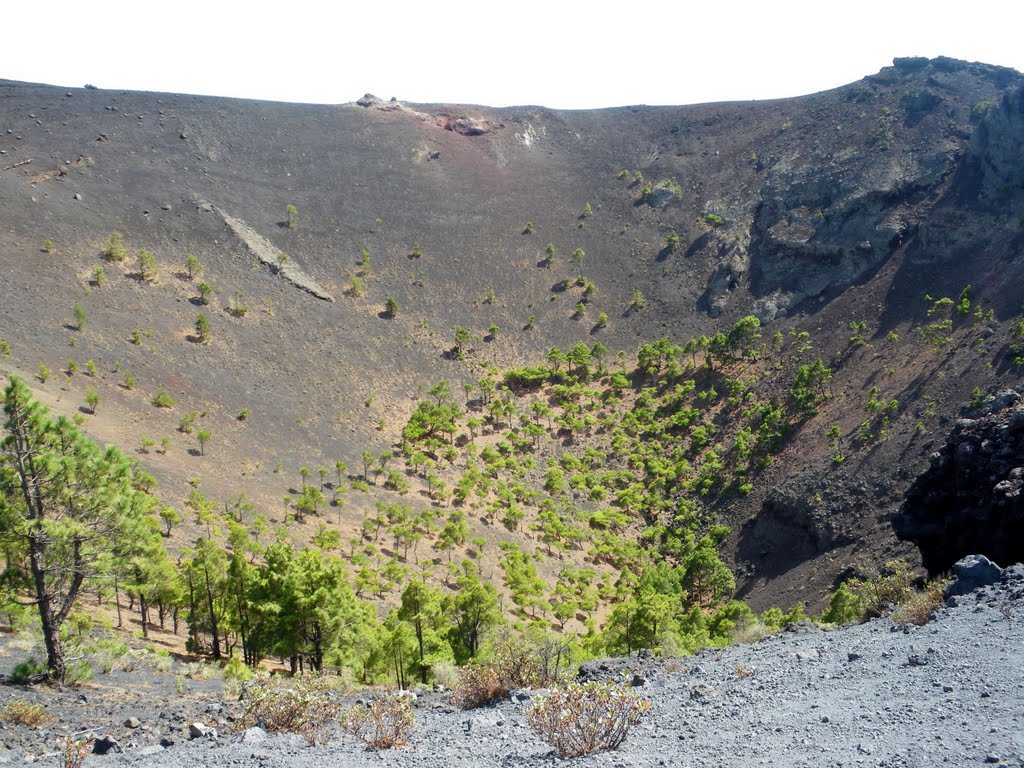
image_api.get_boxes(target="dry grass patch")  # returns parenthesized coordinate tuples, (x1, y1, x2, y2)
(1, 699, 52, 726)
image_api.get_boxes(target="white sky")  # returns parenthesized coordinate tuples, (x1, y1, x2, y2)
(3, 1, 1020, 109)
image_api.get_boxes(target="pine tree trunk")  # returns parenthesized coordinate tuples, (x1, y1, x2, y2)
(139, 592, 149, 639)
(30, 538, 66, 684)
(202, 564, 221, 660)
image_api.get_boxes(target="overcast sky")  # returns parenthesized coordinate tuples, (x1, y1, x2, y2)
(3, 1, 1020, 109)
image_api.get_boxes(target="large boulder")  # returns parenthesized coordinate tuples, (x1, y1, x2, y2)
(944, 555, 1004, 598)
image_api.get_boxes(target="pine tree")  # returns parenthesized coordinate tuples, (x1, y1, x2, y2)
(195, 313, 211, 343)
(184, 254, 202, 280)
(398, 579, 452, 684)
(0, 377, 159, 682)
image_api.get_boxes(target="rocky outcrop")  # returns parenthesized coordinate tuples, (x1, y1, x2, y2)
(896, 391, 1024, 574)
(434, 112, 499, 136)
(958, 85, 1024, 208)
(747, 141, 952, 321)
(726, 58, 1024, 322)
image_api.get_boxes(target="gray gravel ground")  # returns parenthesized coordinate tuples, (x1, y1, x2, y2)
(94, 568, 1024, 768)
(6, 567, 1023, 767)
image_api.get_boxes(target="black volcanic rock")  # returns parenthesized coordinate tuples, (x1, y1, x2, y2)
(896, 391, 1024, 573)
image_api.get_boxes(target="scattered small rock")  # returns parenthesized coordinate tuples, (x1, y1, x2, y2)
(689, 683, 719, 703)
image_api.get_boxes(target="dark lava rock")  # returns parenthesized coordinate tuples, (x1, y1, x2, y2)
(896, 392, 1024, 573)
(577, 649, 655, 683)
(92, 735, 123, 755)
(646, 186, 678, 208)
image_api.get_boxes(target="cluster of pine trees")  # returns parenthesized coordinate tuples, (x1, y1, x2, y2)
(0, 314, 837, 684)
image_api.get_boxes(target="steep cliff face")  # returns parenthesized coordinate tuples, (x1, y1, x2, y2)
(697, 58, 1022, 323)
(896, 391, 1024, 574)
(958, 84, 1024, 208)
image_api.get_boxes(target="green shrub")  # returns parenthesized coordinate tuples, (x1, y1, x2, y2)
(73, 303, 88, 331)
(223, 656, 255, 683)
(151, 388, 175, 408)
(854, 559, 915, 619)
(527, 682, 649, 757)
(88, 638, 131, 673)
(103, 231, 126, 262)
(196, 280, 213, 305)
(184, 254, 202, 280)
(137, 249, 158, 281)
(892, 579, 946, 626)
(65, 661, 94, 686)
(820, 582, 863, 625)
(229, 290, 248, 317)
(195, 313, 211, 343)
(9, 657, 48, 684)
(824, 560, 926, 625)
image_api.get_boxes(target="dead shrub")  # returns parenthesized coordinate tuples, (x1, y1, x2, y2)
(734, 664, 756, 679)
(1, 699, 52, 726)
(58, 736, 91, 768)
(892, 579, 946, 626)
(491, 639, 541, 688)
(527, 681, 649, 757)
(340, 694, 414, 750)
(455, 635, 578, 709)
(453, 662, 508, 709)
(238, 676, 341, 741)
